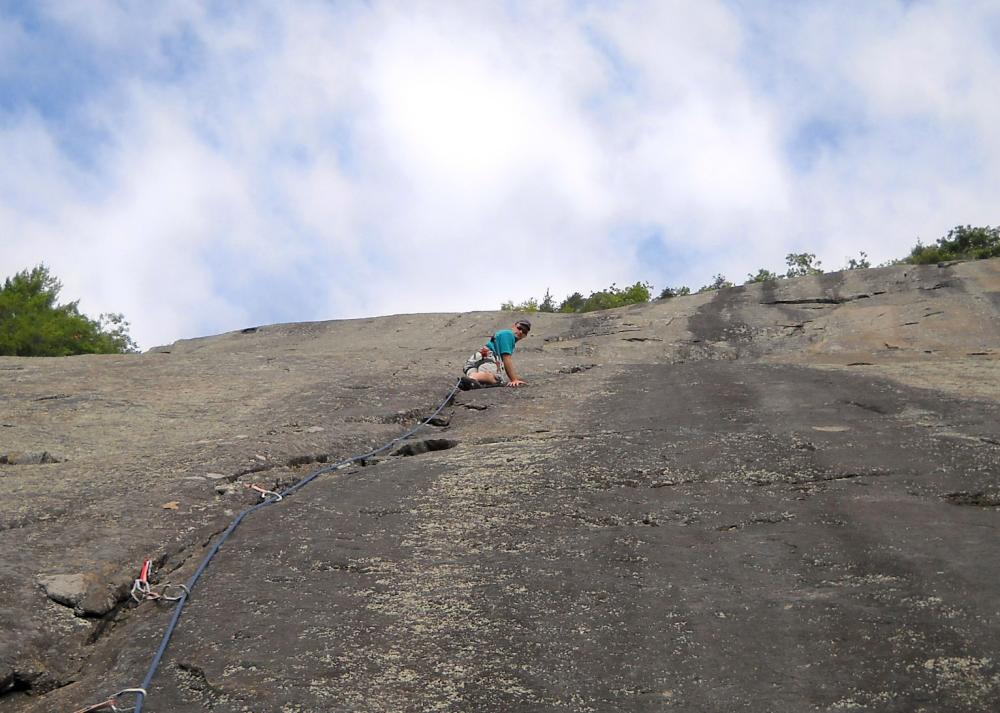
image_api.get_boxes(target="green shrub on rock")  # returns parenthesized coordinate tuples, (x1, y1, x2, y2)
(0, 264, 138, 356)
(698, 274, 734, 293)
(576, 282, 652, 312)
(785, 253, 823, 278)
(745, 268, 780, 284)
(908, 225, 1000, 264)
(658, 286, 691, 299)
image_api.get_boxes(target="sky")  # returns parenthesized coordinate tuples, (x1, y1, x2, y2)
(1, 0, 998, 349)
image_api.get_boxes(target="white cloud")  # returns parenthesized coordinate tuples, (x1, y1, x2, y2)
(850, 2, 995, 120)
(36, 0, 206, 58)
(1, 0, 998, 347)
(0, 15, 28, 76)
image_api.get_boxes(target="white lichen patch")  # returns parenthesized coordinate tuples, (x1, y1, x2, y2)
(902, 595, 964, 619)
(316, 443, 571, 710)
(821, 573, 904, 588)
(912, 656, 1000, 707)
(828, 689, 898, 710)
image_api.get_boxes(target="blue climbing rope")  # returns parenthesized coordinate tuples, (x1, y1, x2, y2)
(119, 380, 461, 713)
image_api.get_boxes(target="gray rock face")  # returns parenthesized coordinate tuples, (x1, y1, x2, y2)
(36, 569, 128, 617)
(37, 574, 87, 608)
(1, 259, 999, 711)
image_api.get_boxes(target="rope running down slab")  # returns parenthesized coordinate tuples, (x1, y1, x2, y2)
(98, 380, 461, 713)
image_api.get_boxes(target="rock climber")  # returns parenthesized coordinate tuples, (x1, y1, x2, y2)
(459, 318, 531, 389)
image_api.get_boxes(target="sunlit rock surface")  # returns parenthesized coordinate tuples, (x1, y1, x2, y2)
(2, 259, 999, 712)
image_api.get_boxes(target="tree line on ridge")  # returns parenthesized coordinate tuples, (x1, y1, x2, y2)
(501, 225, 1000, 314)
(2, 225, 996, 356)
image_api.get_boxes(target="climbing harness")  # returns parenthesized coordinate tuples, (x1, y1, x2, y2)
(464, 332, 510, 379)
(77, 380, 461, 713)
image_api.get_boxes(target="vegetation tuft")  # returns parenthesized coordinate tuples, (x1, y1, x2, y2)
(6, 226, 996, 356)
(0, 264, 138, 356)
(501, 225, 999, 313)
(908, 225, 1000, 264)
(503, 282, 653, 313)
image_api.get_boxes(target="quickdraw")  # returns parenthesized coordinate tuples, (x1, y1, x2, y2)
(245, 483, 283, 501)
(71, 688, 146, 713)
(71, 381, 460, 713)
(129, 559, 154, 603)
(130, 560, 190, 604)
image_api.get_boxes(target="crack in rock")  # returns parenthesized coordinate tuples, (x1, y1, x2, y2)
(0, 671, 34, 697)
(0, 451, 62, 465)
(174, 661, 224, 701)
(284, 453, 332, 468)
(345, 408, 426, 425)
(717, 512, 797, 531)
(0, 667, 76, 700)
(359, 507, 407, 517)
(762, 294, 871, 305)
(781, 469, 893, 486)
(841, 400, 891, 415)
(392, 439, 459, 457)
(559, 364, 596, 374)
(943, 492, 1000, 507)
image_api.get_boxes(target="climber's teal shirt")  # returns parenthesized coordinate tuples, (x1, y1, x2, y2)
(486, 329, 516, 356)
